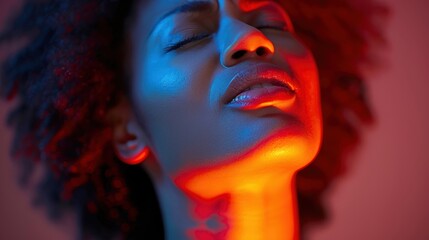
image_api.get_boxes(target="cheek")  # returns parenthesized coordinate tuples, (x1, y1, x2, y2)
(131, 50, 221, 173)
(134, 66, 192, 103)
(133, 47, 217, 106)
(132, 52, 205, 117)
(277, 39, 322, 156)
(297, 57, 322, 157)
(297, 57, 322, 159)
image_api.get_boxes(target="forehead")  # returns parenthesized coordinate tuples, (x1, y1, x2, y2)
(231, 0, 273, 11)
(141, 0, 271, 9)
(132, 0, 276, 35)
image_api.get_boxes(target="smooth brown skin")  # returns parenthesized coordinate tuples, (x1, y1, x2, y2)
(112, 0, 322, 239)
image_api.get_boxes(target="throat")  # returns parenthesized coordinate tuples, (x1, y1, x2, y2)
(163, 173, 299, 240)
(228, 180, 298, 240)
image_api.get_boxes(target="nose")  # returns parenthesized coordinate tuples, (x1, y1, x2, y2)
(219, 19, 274, 67)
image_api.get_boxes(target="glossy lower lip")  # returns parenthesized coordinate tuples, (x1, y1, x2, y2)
(222, 63, 298, 110)
(227, 85, 296, 110)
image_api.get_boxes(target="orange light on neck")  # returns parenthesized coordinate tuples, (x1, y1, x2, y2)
(175, 133, 305, 240)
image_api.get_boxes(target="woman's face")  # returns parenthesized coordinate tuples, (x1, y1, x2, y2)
(129, 0, 322, 179)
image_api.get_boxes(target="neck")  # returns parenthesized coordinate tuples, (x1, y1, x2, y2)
(226, 175, 298, 240)
(153, 172, 299, 240)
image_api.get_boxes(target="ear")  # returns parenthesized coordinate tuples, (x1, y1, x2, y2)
(108, 97, 151, 165)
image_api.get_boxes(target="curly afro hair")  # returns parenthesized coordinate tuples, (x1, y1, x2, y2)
(0, 0, 387, 239)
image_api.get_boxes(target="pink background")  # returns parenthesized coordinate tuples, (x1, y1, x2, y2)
(1, 0, 428, 239)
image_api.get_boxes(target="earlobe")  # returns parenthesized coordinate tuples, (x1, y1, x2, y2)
(109, 97, 151, 165)
(113, 117, 151, 165)
(115, 142, 151, 165)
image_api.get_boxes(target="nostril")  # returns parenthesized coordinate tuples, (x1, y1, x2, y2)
(231, 50, 247, 59)
(256, 47, 269, 56)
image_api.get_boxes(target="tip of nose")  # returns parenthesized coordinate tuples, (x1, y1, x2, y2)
(241, 34, 274, 53)
(221, 30, 275, 67)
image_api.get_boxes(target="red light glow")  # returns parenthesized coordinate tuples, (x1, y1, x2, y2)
(175, 132, 307, 240)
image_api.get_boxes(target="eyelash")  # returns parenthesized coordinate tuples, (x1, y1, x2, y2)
(163, 24, 288, 53)
(163, 33, 212, 53)
(257, 23, 289, 31)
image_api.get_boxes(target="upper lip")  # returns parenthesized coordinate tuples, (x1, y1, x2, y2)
(222, 63, 298, 104)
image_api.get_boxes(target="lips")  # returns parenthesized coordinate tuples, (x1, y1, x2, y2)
(223, 64, 297, 110)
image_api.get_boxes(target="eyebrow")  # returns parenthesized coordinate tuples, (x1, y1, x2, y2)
(159, 1, 216, 22)
(148, 1, 216, 37)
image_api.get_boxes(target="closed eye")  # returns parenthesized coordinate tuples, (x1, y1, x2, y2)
(251, 2, 295, 33)
(163, 33, 212, 53)
(257, 24, 289, 31)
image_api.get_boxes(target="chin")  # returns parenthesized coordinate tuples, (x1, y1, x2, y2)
(245, 128, 321, 173)
(173, 115, 321, 193)
(174, 129, 321, 198)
